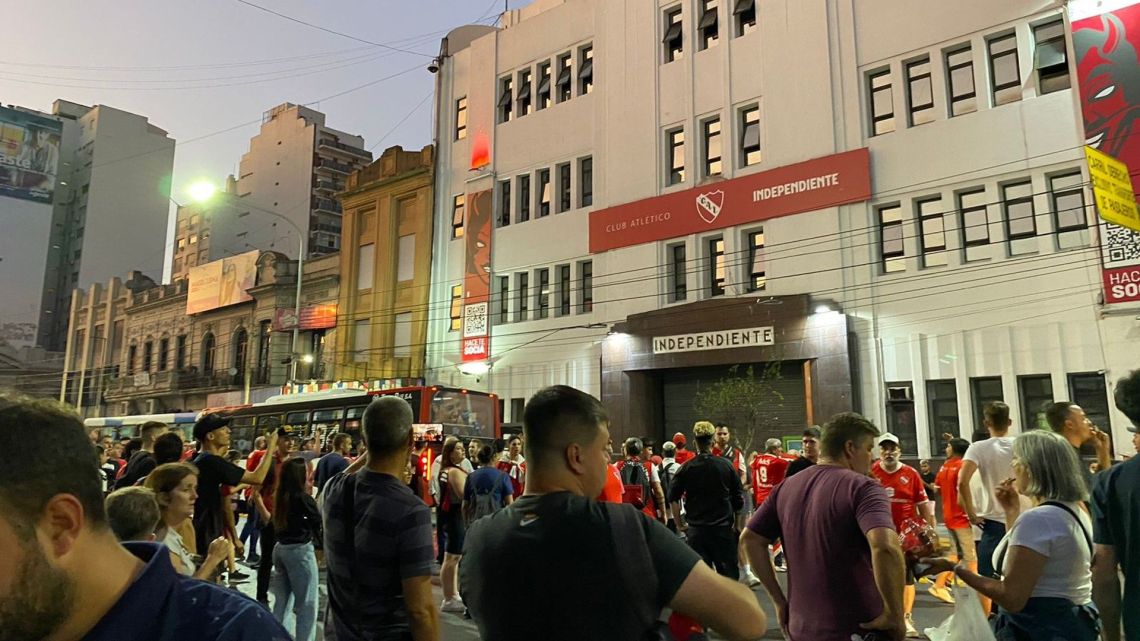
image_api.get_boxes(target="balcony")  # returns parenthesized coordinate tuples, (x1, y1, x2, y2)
(314, 179, 341, 194)
(318, 138, 372, 161)
(316, 159, 354, 175)
(101, 369, 238, 400)
(313, 197, 342, 215)
(311, 222, 341, 234)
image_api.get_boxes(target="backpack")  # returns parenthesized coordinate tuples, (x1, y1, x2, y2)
(659, 460, 678, 504)
(439, 467, 457, 513)
(617, 459, 652, 510)
(467, 470, 507, 523)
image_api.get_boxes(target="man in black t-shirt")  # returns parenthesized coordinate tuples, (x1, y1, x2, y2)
(191, 414, 277, 553)
(114, 421, 168, 490)
(786, 426, 821, 478)
(461, 386, 765, 641)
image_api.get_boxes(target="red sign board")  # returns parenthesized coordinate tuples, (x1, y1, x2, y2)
(588, 148, 872, 253)
(461, 190, 493, 362)
(273, 304, 337, 331)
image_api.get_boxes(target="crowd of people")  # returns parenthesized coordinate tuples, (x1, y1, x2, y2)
(4, 368, 1140, 641)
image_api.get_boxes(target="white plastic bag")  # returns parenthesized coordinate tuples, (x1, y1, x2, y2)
(924, 584, 996, 641)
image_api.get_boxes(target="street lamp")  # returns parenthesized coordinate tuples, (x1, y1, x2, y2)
(184, 183, 307, 384)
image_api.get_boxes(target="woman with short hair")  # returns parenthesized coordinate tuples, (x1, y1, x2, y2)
(922, 429, 1100, 640)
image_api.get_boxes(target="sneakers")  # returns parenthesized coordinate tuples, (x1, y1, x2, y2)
(440, 597, 466, 613)
(905, 614, 921, 638)
(229, 569, 251, 581)
(741, 569, 762, 588)
(774, 563, 787, 573)
(928, 585, 955, 605)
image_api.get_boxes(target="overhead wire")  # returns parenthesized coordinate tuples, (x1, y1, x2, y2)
(231, 0, 436, 57)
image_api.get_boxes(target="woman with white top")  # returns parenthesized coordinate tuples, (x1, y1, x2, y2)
(922, 429, 1101, 640)
(145, 462, 232, 580)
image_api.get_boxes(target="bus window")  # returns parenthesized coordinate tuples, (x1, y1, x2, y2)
(312, 408, 343, 449)
(343, 406, 366, 452)
(230, 416, 256, 455)
(431, 389, 495, 439)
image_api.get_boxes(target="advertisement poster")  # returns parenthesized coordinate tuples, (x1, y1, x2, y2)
(1073, 4, 1140, 303)
(186, 250, 259, 314)
(461, 189, 493, 362)
(0, 106, 62, 204)
(273, 304, 337, 331)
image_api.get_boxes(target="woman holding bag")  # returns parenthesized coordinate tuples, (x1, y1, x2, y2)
(921, 429, 1100, 641)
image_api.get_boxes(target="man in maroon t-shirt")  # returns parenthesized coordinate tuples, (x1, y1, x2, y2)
(742, 413, 905, 641)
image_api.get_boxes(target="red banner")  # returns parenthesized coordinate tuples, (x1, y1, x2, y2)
(462, 190, 493, 362)
(273, 304, 337, 331)
(588, 148, 871, 253)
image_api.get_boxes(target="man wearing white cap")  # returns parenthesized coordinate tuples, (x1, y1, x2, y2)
(871, 432, 936, 638)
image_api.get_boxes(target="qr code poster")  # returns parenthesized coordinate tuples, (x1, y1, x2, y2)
(463, 302, 488, 338)
(1100, 220, 1140, 304)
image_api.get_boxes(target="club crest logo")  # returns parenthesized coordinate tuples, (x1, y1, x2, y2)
(695, 190, 724, 224)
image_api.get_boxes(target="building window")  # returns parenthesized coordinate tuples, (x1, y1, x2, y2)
(698, 0, 719, 50)
(143, 341, 153, 372)
(556, 52, 573, 102)
(516, 272, 529, 322)
(1050, 172, 1086, 233)
(669, 243, 688, 302)
(392, 313, 412, 359)
(970, 377, 1004, 432)
(455, 96, 468, 140)
(740, 105, 761, 167)
(579, 156, 593, 207)
(663, 7, 683, 63)
(702, 117, 722, 177)
(708, 237, 725, 296)
(452, 194, 465, 239)
(579, 260, 594, 313)
(578, 45, 593, 95)
(667, 127, 685, 185)
(517, 69, 533, 117)
(498, 276, 510, 324)
(1019, 374, 1054, 430)
(946, 46, 977, 116)
(256, 322, 270, 376)
(734, 0, 756, 36)
(176, 334, 187, 370)
(232, 329, 248, 378)
(558, 264, 572, 316)
(536, 62, 552, 110)
(747, 230, 766, 291)
(498, 180, 511, 228)
(353, 321, 370, 362)
(869, 69, 895, 136)
(537, 169, 551, 218)
(357, 243, 375, 290)
(1002, 181, 1036, 241)
(557, 163, 572, 213)
(158, 337, 169, 372)
(536, 268, 550, 319)
(1034, 19, 1070, 94)
(886, 382, 918, 456)
(126, 344, 136, 375)
(918, 198, 947, 267)
(959, 189, 990, 261)
(988, 33, 1021, 106)
(1069, 373, 1110, 435)
(397, 235, 415, 282)
(926, 380, 959, 457)
(518, 174, 531, 222)
(879, 204, 905, 273)
(906, 57, 935, 126)
(189, 234, 197, 244)
(498, 76, 513, 123)
(449, 284, 463, 332)
(201, 333, 216, 373)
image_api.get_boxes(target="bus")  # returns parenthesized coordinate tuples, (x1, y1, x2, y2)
(84, 413, 200, 443)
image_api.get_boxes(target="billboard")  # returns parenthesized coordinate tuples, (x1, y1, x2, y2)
(186, 250, 259, 314)
(461, 189, 493, 362)
(1073, 5, 1140, 303)
(0, 106, 62, 204)
(273, 304, 337, 331)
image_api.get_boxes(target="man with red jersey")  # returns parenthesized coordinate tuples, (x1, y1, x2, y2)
(751, 439, 790, 507)
(672, 433, 695, 465)
(871, 433, 936, 638)
(496, 435, 526, 498)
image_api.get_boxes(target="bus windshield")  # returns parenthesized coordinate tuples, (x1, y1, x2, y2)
(430, 388, 496, 439)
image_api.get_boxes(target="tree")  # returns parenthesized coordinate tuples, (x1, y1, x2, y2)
(693, 362, 785, 455)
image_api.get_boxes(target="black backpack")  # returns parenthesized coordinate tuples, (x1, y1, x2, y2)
(618, 460, 652, 510)
(658, 461, 678, 504)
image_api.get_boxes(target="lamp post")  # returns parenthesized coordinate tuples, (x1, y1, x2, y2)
(185, 182, 307, 384)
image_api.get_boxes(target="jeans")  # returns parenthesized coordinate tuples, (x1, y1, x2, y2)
(687, 525, 739, 580)
(257, 521, 276, 602)
(239, 504, 260, 559)
(992, 598, 1100, 641)
(271, 542, 319, 641)
(977, 519, 1006, 579)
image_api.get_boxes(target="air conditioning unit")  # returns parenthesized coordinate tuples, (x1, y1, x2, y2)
(887, 386, 913, 402)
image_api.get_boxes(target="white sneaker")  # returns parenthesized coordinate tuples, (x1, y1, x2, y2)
(905, 614, 921, 638)
(742, 569, 762, 588)
(440, 597, 465, 613)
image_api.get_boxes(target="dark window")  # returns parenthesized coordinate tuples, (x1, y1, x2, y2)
(734, 0, 756, 37)
(670, 244, 688, 302)
(498, 180, 511, 228)
(708, 237, 725, 296)
(886, 382, 919, 456)
(257, 321, 270, 374)
(1002, 181, 1035, 241)
(667, 128, 685, 185)
(703, 118, 722, 177)
(1050, 172, 1086, 233)
(201, 333, 216, 373)
(449, 284, 462, 332)
(959, 189, 990, 250)
(880, 205, 905, 273)
(535, 268, 551, 319)
(536, 62, 552, 110)
(869, 69, 895, 135)
(455, 96, 468, 140)
(946, 46, 977, 116)
(557, 163, 572, 213)
(517, 273, 529, 322)
(927, 380, 959, 456)
(1034, 20, 1070, 94)
(906, 57, 935, 126)
(740, 105, 761, 167)
(232, 329, 249, 378)
(579, 260, 594, 313)
(1069, 373, 1110, 436)
(452, 194, 465, 239)
(498, 76, 513, 123)
(127, 344, 137, 375)
(988, 33, 1021, 106)
(699, 0, 719, 50)
(143, 341, 153, 372)
(498, 276, 510, 324)
(970, 377, 1004, 433)
(559, 265, 572, 316)
(748, 230, 766, 291)
(556, 52, 573, 102)
(579, 157, 593, 207)
(176, 334, 188, 370)
(517, 69, 533, 117)
(537, 169, 551, 217)
(579, 45, 593, 95)
(1019, 375, 1054, 430)
(918, 198, 947, 267)
(510, 398, 526, 421)
(664, 7, 683, 63)
(518, 174, 531, 222)
(158, 337, 169, 372)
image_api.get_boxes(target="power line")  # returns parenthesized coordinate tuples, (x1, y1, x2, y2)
(232, 0, 435, 57)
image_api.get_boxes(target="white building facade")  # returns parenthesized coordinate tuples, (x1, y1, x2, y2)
(424, 0, 1138, 456)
